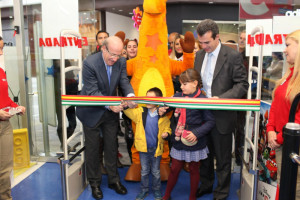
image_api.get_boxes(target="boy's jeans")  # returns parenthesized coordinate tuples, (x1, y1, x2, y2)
(139, 147, 162, 192)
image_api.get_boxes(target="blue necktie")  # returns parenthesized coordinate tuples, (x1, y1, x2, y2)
(107, 66, 111, 85)
(203, 53, 213, 97)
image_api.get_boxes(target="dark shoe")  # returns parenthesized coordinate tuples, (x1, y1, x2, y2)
(91, 186, 103, 199)
(108, 181, 127, 194)
(213, 198, 226, 200)
(117, 129, 125, 137)
(196, 187, 213, 198)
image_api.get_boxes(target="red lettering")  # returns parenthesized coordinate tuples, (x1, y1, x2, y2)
(265, 34, 273, 44)
(67, 37, 73, 46)
(273, 34, 282, 44)
(73, 37, 79, 46)
(82, 37, 88, 46)
(283, 34, 288, 40)
(255, 33, 264, 45)
(77, 39, 82, 48)
(248, 35, 255, 47)
(45, 38, 53, 46)
(53, 38, 60, 46)
(39, 38, 46, 47)
(60, 37, 67, 47)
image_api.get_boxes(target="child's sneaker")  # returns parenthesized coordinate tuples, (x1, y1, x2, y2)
(154, 190, 163, 200)
(135, 190, 148, 200)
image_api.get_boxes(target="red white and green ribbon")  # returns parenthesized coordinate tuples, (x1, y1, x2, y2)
(62, 95, 260, 111)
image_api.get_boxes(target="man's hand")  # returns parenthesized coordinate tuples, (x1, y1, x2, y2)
(109, 105, 124, 113)
(127, 101, 137, 108)
(268, 131, 280, 149)
(211, 96, 219, 99)
(180, 31, 195, 53)
(162, 132, 168, 139)
(158, 106, 169, 116)
(0, 110, 11, 121)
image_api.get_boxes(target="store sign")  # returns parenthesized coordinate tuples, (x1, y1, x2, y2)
(246, 15, 300, 56)
(240, 0, 293, 19)
(247, 34, 287, 46)
(285, 9, 300, 16)
(39, 37, 88, 47)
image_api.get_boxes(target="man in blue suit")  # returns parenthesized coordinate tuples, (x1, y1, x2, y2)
(76, 36, 135, 199)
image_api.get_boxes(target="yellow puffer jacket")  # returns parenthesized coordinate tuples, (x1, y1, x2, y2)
(124, 107, 171, 157)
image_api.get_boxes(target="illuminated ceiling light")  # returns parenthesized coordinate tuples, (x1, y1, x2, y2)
(129, 12, 133, 15)
(9, 16, 13, 18)
(119, 10, 123, 12)
(208, 1, 214, 4)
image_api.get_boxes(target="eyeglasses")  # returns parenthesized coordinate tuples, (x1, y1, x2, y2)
(105, 46, 122, 59)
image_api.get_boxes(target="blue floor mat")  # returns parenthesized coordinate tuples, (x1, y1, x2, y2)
(12, 163, 240, 200)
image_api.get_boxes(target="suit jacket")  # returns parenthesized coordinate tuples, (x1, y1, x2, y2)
(76, 52, 134, 128)
(194, 44, 249, 134)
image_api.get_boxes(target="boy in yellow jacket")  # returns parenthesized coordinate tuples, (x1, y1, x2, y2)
(124, 87, 171, 200)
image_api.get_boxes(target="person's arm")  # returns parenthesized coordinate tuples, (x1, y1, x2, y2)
(169, 53, 194, 75)
(266, 96, 281, 148)
(161, 116, 172, 140)
(162, 117, 172, 134)
(0, 110, 11, 120)
(190, 109, 215, 139)
(218, 51, 249, 99)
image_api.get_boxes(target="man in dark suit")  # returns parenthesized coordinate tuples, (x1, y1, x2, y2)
(194, 19, 248, 200)
(76, 36, 135, 199)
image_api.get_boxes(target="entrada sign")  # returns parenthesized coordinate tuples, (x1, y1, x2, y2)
(247, 34, 288, 46)
(39, 36, 88, 47)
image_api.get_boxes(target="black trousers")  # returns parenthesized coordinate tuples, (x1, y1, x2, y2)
(200, 126, 232, 199)
(83, 110, 120, 186)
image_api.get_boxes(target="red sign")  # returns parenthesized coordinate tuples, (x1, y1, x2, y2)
(247, 33, 287, 46)
(39, 36, 88, 47)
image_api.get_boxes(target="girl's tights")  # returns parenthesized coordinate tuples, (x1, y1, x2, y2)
(163, 158, 200, 200)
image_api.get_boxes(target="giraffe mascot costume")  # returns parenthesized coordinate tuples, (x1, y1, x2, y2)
(125, 0, 195, 181)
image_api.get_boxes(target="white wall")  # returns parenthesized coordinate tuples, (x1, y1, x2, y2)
(106, 12, 139, 41)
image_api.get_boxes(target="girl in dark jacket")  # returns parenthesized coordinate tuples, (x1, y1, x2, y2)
(162, 68, 215, 200)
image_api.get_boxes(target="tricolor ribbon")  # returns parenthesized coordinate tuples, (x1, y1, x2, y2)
(62, 95, 260, 111)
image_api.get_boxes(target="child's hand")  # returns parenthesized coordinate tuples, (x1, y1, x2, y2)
(121, 100, 128, 108)
(185, 131, 197, 143)
(158, 106, 169, 116)
(161, 132, 168, 138)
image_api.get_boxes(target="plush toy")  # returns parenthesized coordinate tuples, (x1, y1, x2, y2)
(124, 0, 195, 181)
